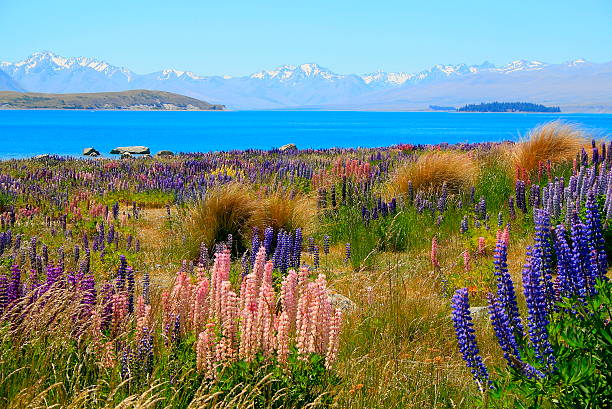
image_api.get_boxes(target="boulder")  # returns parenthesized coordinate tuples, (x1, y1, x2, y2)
(33, 154, 50, 159)
(83, 147, 100, 157)
(155, 150, 174, 157)
(328, 291, 356, 314)
(110, 146, 150, 155)
(279, 143, 297, 152)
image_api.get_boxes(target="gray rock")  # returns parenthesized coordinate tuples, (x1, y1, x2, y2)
(279, 143, 297, 152)
(328, 291, 356, 314)
(155, 150, 174, 157)
(469, 306, 489, 319)
(110, 146, 150, 155)
(83, 147, 100, 156)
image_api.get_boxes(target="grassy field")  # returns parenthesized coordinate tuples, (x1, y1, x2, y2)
(0, 121, 609, 408)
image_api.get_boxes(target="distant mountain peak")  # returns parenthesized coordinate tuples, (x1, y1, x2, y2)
(0, 51, 609, 111)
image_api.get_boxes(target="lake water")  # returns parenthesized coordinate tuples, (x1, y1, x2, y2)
(0, 110, 611, 158)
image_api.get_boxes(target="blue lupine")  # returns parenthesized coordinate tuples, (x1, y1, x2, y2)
(263, 227, 274, 258)
(451, 288, 491, 389)
(585, 192, 608, 280)
(117, 255, 128, 291)
(460, 215, 469, 234)
(522, 246, 556, 372)
(515, 180, 527, 212)
(492, 237, 523, 337)
(533, 210, 555, 311)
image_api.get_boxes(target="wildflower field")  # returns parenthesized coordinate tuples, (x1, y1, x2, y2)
(0, 121, 610, 408)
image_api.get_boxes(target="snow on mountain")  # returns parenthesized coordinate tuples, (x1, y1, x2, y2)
(1, 52, 610, 110)
(0, 69, 24, 92)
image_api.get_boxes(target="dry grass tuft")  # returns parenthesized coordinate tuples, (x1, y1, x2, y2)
(254, 191, 317, 234)
(388, 151, 478, 196)
(511, 121, 588, 173)
(185, 183, 258, 258)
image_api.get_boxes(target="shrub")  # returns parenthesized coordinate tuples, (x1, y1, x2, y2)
(388, 151, 478, 196)
(511, 121, 587, 174)
(185, 183, 258, 257)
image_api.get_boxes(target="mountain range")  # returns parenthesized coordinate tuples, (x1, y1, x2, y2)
(1, 51, 611, 111)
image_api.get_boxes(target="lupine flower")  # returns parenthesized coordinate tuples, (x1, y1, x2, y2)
(522, 246, 556, 372)
(344, 243, 351, 263)
(451, 288, 491, 389)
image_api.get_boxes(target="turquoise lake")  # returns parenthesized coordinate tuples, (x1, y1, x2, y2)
(0, 110, 611, 158)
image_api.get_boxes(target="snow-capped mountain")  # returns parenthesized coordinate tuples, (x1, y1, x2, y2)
(1, 51, 610, 111)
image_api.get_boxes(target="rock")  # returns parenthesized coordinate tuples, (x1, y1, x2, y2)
(328, 291, 356, 314)
(279, 143, 297, 152)
(83, 147, 100, 156)
(469, 306, 489, 319)
(33, 154, 50, 159)
(110, 146, 150, 155)
(155, 150, 174, 157)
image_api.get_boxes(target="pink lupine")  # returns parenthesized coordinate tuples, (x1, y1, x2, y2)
(280, 269, 299, 330)
(463, 249, 471, 272)
(192, 278, 210, 334)
(196, 323, 216, 378)
(477, 237, 486, 256)
(325, 309, 343, 369)
(276, 311, 290, 365)
(111, 292, 128, 332)
(431, 237, 440, 269)
(220, 280, 238, 360)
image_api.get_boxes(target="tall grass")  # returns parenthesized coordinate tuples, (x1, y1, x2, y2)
(388, 151, 478, 196)
(511, 121, 587, 173)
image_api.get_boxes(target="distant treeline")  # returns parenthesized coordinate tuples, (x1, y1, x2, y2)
(429, 105, 456, 111)
(457, 102, 561, 112)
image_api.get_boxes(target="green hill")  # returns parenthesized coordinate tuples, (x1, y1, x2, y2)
(0, 89, 225, 110)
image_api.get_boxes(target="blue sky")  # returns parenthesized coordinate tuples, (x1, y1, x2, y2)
(1, 0, 610, 76)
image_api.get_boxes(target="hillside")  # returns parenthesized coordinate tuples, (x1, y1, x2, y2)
(0, 89, 225, 110)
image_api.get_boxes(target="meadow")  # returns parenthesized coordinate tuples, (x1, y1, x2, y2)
(0, 121, 609, 408)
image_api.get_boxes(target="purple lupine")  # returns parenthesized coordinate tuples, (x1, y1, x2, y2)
(553, 224, 581, 299)
(292, 228, 303, 268)
(322, 235, 330, 255)
(116, 255, 128, 291)
(508, 196, 516, 220)
(127, 266, 135, 313)
(522, 246, 556, 372)
(100, 283, 114, 332)
(497, 212, 503, 227)
(344, 243, 351, 264)
(488, 293, 544, 379)
(263, 227, 274, 258)
(584, 192, 608, 280)
(8, 265, 22, 304)
(437, 182, 448, 212)
(0, 274, 9, 312)
(460, 215, 469, 234)
(493, 236, 523, 337)
(515, 180, 527, 212)
(533, 209, 556, 311)
(451, 288, 491, 389)
(313, 245, 320, 269)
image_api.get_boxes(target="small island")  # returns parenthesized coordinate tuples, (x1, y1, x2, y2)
(457, 101, 561, 112)
(0, 89, 225, 110)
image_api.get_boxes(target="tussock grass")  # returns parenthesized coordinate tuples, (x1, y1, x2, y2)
(388, 151, 478, 196)
(511, 121, 588, 173)
(185, 183, 258, 257)
(254, 190, 317, 234)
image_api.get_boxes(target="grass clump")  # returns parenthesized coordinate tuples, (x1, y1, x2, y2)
(511, 120, 587, 173)
(255, 190, 317, 234)
(388, 151, 478, 196)
(185, 183, 258, 257)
